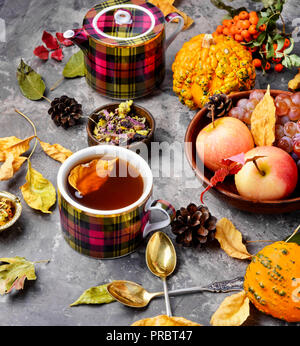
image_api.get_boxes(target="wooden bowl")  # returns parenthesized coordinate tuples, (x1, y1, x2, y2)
(86, 103, 155, 152)
(184, 89, 300, 214)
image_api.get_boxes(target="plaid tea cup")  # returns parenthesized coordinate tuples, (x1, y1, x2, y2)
(57, 145, 175, 259)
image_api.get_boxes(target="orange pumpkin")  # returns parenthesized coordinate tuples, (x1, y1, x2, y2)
(244, 241, 300, 322)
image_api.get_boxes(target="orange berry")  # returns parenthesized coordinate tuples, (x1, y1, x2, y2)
(223, 27, 230, 36)
(248, 24, 257, 35)
(241, 30, 251, 40)
(234, 34, 243, 42)
(273, 43, 278, 51)
(216, 25, 223, 33)
(249, 46, 258, 53)
(239, 11, 249, 20)
(272, 57, 282, 63)
(230, 25, 238, 35)
(241, 20, 250, 29)
(252, 33, 259, 39)
(236, 20, 244, 28)
(222, 19, 230, 27)
(249, 12, 258, 24)
(259, 24, 266, 31)
(234, 15, 239, 22)
(274, 63, 284, 72)
(284, 38, 290, 48)
(253, 58, 262, 68)
(265, 62, 271, 70)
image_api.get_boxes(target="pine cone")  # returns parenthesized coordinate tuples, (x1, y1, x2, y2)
(171, 203, 217, 247)
(48, 95, 82, 129)
(205, 94, 232, 119)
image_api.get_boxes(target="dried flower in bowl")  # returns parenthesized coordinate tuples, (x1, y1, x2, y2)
(91, 101, 151, 146)
(0, 191, 22, 231)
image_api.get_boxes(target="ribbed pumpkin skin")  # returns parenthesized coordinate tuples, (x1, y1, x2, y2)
(244, 241, 300, 322)
(172, 34, 255, 109)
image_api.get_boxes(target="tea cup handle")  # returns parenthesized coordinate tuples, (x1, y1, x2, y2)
(165, 12, 184, 49)
(142, 199, 176, 238)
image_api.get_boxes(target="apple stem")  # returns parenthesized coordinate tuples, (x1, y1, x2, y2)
(212, 109, 215, 128)
(253, 159, 265, 176)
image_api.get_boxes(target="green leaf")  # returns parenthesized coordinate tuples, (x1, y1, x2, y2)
(257, 17, 269, 28)
(276, 37, 285, 52)
(0, 257, 37, 294)
(282, 54, 300, 68)
(16, 59, 46, 101)
(266, 35, 274, 59)
(63, 50, 86, 78)
(253, 32, 267, 46)
(283, 38, 295, 55)
(70, 283, 115, 307)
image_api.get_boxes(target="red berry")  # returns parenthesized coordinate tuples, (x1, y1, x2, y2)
(274, 63, 284, 72)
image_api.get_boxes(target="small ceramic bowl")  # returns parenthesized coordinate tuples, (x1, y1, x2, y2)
(185, 89, 300, 214)
(86, 103, 155, 151)
(0, 191, 22, 231)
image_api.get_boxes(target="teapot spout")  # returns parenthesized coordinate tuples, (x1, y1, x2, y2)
(63, 29, 89, 54)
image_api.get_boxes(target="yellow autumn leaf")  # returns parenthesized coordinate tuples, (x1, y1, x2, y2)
(0, 153, 27, 181)
(148, 0, 193, 30)
(39, 139, 73, 163)
(210, 291, 250, 326)
(68, 158, 118, 195)
(215, 218, 252, 260)
(250, 85, 276, 146)
(0, 135, 34, 162)
(20, 160, 56, 213)
(0, 136, 23, 160)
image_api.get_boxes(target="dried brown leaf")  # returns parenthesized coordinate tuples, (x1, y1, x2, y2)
(68, 158, 118, 196)
(210, 291, 250, 326)
(215, 218, 252, 260)
(250, 85, 276, 146)
(288, 68, 300, 91)
(39, 139, 73, 163)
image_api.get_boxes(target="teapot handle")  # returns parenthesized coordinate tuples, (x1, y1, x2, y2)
(165, 12, 184, 49)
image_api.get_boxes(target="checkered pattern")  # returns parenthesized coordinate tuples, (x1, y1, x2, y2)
(58, 191, 149, 258)
(83, 0, 165, 46)
(80, 0, 166, 99)
(58, 190, 176, 259)
(85, 30, 165, 99)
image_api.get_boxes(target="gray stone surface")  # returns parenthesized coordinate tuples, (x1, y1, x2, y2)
(0, 0, 299, 326)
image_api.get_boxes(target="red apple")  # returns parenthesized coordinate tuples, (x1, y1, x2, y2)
(196, 117, 254, 171)
(235, 146, 298, 200)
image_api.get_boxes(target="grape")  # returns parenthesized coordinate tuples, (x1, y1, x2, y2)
(291, 92, 300, 106)
(282, 95, 293, 108)
(297, 119, 300, 132)
(237, 98, 249, 109)
(284, 121, 298, 137)
(275, 124, 284, 140)
(249, 90, 264, 101)
(275, 100, 289, 116)
(229, 107, 244, 119)
(291, 152, 299, 161)
(277, 136, 293, 153)
(245, 99, 258, 113)
(293, 138, 300, 157)
(288, 106, 300, 121)
(243, 111, 252, 125)
(278, 115, 290, 125)
(292, 133, 300, 143)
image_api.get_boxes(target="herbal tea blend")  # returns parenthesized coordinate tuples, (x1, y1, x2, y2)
(92, 101, 150, 145)
(67, 157, 144, 210)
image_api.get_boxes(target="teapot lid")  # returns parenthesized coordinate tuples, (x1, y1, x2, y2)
(83, 0, 165, 46)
